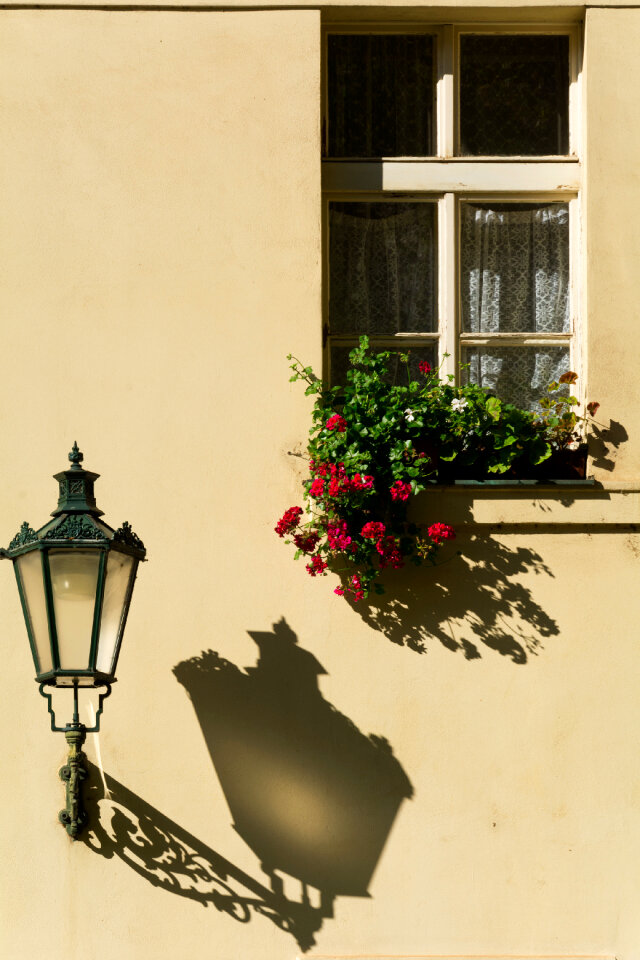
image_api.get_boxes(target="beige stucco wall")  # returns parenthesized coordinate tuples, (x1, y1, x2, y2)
(1, 6, 640, 960)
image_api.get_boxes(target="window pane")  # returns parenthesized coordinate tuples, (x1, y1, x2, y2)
(49, 550, 100, 671)
(328, 34, 435, 157)
(461, 203, 570, 334)
(16, 551, 52, 675)
(329, 202, 437, 336)
(460, 35, 569, 156)
(462, 345, 570, 410)
(96, 551, 134, 675)
(330, 343, 438, 388)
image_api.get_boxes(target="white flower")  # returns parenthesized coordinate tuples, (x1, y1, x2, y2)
(451, 397, 468, 413)
(567, 440, 580, 451)
(404, 408, 415, 422)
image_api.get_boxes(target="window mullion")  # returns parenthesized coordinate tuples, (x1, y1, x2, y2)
(437, 24, 454, 158)
(439, 192, 457, 379)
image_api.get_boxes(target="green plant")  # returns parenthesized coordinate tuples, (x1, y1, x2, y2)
(538, 370, 599, 450)
(276, 337, 598, 601)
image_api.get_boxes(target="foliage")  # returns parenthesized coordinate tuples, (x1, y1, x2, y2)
(276, 337, 598, 601)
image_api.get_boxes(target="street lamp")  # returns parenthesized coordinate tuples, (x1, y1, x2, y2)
(2, 443, 146, 838)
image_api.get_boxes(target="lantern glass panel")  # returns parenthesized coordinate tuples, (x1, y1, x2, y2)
(16, 550, 53, 675)
(96, 552, 135, 675)
(49, 550, 101, 670)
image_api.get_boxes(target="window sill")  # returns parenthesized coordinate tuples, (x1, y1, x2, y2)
(411, 480, 640, 527)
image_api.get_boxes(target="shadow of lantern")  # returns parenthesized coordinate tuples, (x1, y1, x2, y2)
(173, 618, 413, 903)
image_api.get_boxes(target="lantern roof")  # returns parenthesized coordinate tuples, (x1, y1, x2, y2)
(3, 444, 146, 562)
(52, 441, 103, 517)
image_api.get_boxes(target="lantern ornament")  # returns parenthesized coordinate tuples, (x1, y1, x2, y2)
(2, 443, 146, 837)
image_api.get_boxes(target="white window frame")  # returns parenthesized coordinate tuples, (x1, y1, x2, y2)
(322, 22, 583, 395)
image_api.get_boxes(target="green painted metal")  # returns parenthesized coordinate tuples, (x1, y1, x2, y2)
(2, 443, 146, 687)
(8, 522, 39, 550)
(59, 724, 88, 839)
(38, 682, 112, 733)
(52, 441, 104, 518)
(40, 549, 60, 672)
(2, 445, 145, 837)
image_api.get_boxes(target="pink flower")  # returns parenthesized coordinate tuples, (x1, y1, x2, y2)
(427, 522, 456, 545)
(419, 361, 432, 375)
(390, 480, 412, 502)
(327, 520, 354, 552)
(350, 473, 374, 492)
(275, 506, 303, 537)
(326, 414, 347, 433)
(306, 555, 328, 577)
(335, 574, 365, 602)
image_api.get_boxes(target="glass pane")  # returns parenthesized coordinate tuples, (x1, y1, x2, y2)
(49, 550, 100, 671)
(460, 35, 569, 156)
(461, 203, 570, 334)
(328, 34, 435, 157)
(462, 345, 570, 411)
(330, 342, 438, 388)
(96, 552, 135, 675)
(16, 551, 52, 675)
(330, 202, 437, 337)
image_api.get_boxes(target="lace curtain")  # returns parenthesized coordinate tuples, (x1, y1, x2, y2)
(459, 35, 569, 156)
(329, 202, 436, 335)
(462, 345, 570, 410)
(327, 34, 435, 157)
(461, 201, 570, 409)
(461, 202, 570, 334)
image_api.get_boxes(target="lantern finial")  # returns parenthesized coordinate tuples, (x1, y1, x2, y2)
(69, 442, 83, 469)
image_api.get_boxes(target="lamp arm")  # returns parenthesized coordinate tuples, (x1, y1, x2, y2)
(38, 682, 112, 838)
(38, 682, 112, 733)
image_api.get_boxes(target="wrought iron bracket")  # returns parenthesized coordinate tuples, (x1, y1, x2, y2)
(38, 682, 112, 733)
(38, 681, 112, 838)
(58, 725, 88, 839)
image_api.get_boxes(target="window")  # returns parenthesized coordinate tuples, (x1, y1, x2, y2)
(323, 25, 582, 410)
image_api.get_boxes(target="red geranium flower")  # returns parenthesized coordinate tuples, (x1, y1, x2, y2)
(390, 480, 412, 502)
(306, 555, 328, 577)
(427, 522, 456, 545)
(293, 531, 320, 554)
(326, 414, 347, 433)
(275, 506, 303, 538)
(361, 521, 386, 540)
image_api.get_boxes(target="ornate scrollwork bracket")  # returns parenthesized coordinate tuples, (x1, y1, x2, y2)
(38, 682, 112, 839)
(59, 726, 88, 839)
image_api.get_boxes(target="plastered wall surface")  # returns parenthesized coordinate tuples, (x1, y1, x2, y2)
(1, 6, 640, 960)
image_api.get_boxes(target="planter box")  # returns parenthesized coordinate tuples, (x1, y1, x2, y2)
(435, 444, 588, 483)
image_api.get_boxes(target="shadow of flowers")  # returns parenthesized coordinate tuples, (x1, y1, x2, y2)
(351, 531, 559, 661)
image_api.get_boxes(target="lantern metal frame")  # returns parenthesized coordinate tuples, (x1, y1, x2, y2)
(2, 443, 146, 838)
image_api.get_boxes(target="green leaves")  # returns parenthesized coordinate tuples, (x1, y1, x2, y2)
(486, 396, 502, 421)
(280, 337, 598, 601)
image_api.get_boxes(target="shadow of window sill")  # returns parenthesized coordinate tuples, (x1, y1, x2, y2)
(411, 481, 640, 527)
